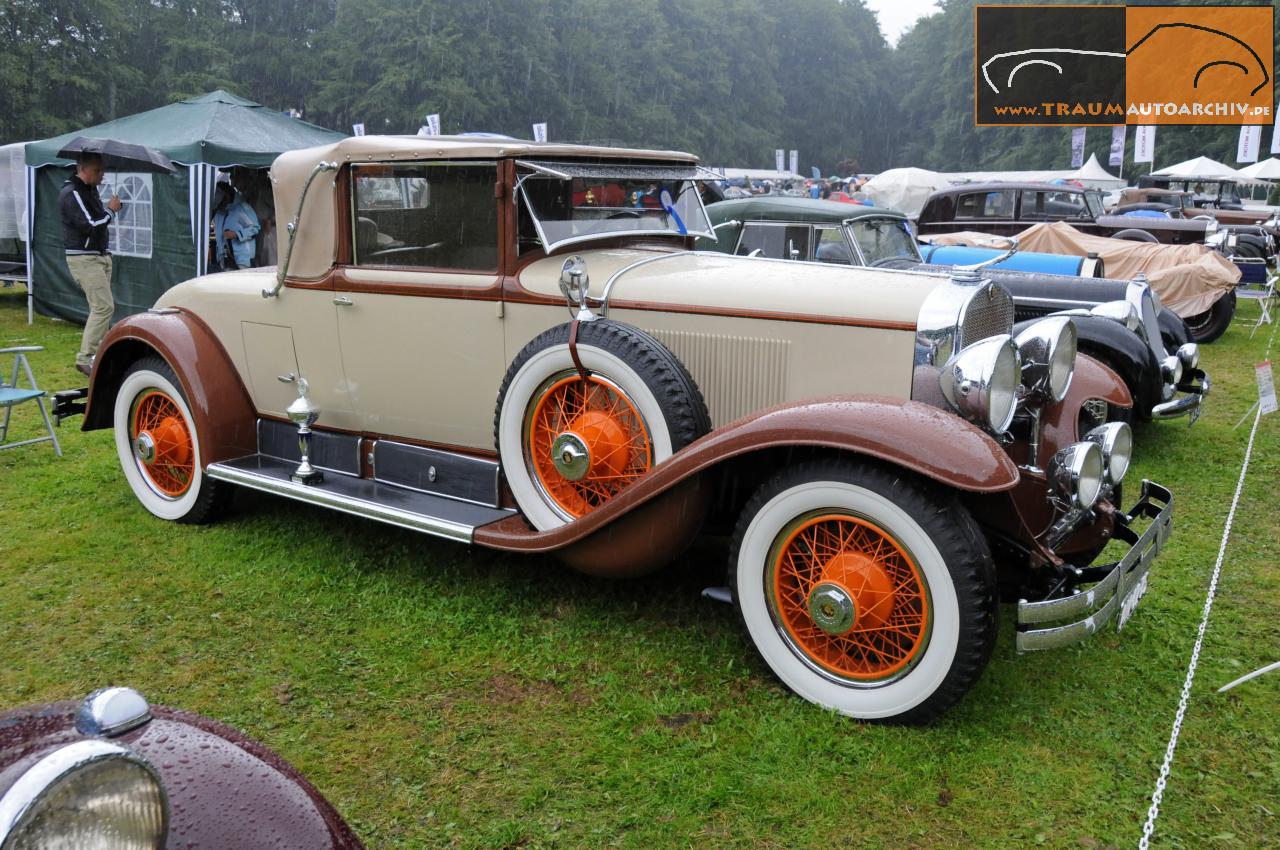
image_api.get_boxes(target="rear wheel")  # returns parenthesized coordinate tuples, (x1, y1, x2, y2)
(1182, 290, 1235, 343)
(729, 458, 996, 724)
(113, 357, 229, 523)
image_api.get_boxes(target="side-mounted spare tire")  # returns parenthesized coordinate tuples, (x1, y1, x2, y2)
(494, 320, 711, 531)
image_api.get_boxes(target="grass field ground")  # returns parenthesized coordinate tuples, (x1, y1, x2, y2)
(1, 284, 1277, 849)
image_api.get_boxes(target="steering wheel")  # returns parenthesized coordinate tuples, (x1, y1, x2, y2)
(606, 210, 643, 220)
(869, 256, 912, 269)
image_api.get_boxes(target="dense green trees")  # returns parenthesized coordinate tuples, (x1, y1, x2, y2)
(2, 0, 1275, 176)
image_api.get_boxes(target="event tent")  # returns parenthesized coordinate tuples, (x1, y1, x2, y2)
(1236, 157, 1280, 181)
(1151, 156, 1245, 180)
(23, 90, 344, 324)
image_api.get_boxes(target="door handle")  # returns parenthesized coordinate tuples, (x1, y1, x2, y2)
(277, 372, 296, 384)
(333, 296, 353, 306)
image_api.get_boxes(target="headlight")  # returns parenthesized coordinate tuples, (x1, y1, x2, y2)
(1160, 354, 1183, 385)
(1084, 421, 1132, 486)
(0, 740, 167, 850)
(939, 334, 1022, 434)
(1090, 300, 1141, 332)
(1015, 316, 1076, 403)
(1177, 342, 1199, 371)
(1047, 442, 1104, 510)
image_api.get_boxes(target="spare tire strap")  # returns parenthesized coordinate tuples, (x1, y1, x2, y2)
(568, 319, 591, 382)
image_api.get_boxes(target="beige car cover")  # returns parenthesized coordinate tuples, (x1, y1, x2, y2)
(926, 221, 1239, 318)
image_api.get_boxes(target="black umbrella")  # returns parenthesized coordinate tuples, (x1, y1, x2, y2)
(56, 137, 176, 173)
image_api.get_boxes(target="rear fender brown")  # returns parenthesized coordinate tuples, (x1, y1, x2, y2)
(83, 310, 257, 464)
(474, 396, 1020, 568)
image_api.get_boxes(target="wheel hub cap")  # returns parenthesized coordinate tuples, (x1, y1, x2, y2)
(551, 432, 590, 481)
(808, 583, 857, 635)
(133, 432, 156, 464)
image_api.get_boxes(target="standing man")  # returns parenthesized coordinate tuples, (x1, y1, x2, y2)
(60, 152, 121, 376)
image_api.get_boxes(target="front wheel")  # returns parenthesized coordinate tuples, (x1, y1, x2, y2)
(729, 458, 997, 724)
(1182, 290, 1235, 344)
(113, 357, 229, 524)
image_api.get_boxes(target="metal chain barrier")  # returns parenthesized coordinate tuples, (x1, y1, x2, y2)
(1138, 317, 1276, 848)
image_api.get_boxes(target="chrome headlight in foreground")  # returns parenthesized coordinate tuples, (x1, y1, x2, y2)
(1160, 354, 1183, 386)
(1084, 421, 1133, 486)
(1015, 317, 1076, 403)
(1177, 342, 1199, 371)
(939, 334, 1022, 434)
(1090, 300, 1141, 332)
(0, 740, 167, 850)
(1047, 441, 1104, 510)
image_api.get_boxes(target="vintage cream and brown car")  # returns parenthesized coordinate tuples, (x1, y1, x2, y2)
(75, 137, 1173, 723)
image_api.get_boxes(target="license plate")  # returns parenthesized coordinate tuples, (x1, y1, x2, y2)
(1188, 401, 1203, 426)
(1118, 571, 1149, 630)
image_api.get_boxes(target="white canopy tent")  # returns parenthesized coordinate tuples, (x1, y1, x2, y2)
(0, 142, 32, 322)
(1236, 157, 1280, 181)
(1151, 156, 1246, 180)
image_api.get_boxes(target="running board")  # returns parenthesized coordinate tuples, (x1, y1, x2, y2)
(206, 455, 517, 543)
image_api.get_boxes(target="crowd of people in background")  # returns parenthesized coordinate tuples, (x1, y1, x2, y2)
(721, 174, 874, 206)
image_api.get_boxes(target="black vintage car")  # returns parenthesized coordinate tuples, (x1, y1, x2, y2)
(699, 196, 1207, 424)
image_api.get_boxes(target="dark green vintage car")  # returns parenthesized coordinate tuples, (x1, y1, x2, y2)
(697, 196, 920, 267)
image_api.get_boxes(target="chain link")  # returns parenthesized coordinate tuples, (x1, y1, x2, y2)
(1139, 317, 1275, 848)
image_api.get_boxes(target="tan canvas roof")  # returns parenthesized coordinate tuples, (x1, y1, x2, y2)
(270, 136, 700, 279)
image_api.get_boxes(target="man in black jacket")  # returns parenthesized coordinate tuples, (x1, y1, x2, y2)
(60, 152, 122, 376)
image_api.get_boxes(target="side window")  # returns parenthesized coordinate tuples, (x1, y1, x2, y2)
(955, 190, 1015, 219)
(352, 163, 498, 271)
(736, 224, 811, 260)
(814, 227, 853, 264)
(1018, 191, 1048, 220)
(1041, 191, 1090, 220)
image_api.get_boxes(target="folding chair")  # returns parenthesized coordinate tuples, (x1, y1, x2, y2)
(1236, 269, 1276, 339)
(0, 346, 62, 456)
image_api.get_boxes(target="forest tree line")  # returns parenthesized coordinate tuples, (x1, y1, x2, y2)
(3, 0, 1276, 176)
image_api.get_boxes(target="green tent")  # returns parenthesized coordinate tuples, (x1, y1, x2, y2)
(24, 91, 345, 323)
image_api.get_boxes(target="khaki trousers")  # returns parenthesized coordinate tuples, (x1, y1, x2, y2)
(67, 254, 114, 367)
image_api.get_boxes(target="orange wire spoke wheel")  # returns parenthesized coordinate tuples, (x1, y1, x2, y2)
(130, 390, 195, 498)
(524, 372, 654, 519)
(768, 512, 931, 683)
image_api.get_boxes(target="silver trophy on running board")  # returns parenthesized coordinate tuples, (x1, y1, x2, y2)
(287, 378, 323, 485)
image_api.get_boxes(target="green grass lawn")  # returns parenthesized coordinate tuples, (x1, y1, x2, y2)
(1, 284, 1277, 849)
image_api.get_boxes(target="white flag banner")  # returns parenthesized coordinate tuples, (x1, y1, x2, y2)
(789, 150, 798, 176)
(1109, 125, 1126, 167)
(1237, 125, 1262, 163)
(532, 122, 547, 143)
(775, 149, 785, 173)
(352, 123, 365, 137)
(1134, 126, 1156, 163)
(1272, 108, 1280, 154)
(418, 113, 441, 137)
(1070, 127, 1086, 168)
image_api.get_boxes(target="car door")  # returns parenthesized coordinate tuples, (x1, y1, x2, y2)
(333, 161, 507, 449)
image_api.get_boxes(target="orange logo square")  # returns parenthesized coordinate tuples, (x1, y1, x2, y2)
(1126, 5, 1273, 125)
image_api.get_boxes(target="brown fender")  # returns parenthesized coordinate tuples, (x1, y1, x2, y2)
(474, 395, 1020, 567)
(82, 310, 257, 464)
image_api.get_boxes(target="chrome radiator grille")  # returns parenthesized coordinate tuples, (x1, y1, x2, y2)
(958, 283, 1015, 349)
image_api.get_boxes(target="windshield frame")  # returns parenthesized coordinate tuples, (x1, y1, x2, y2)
(843, 216, 922, 265)
(515, 166, 717, 252)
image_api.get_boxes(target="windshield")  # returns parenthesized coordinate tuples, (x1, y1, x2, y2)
(1084, 191, 1104, 218)
(847, 218, 920, 264)
(518, 172, 714, 251)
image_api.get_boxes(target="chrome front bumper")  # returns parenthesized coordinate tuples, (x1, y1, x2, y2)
(1152, 368, 1210, 422)
(1016, 480, 1173, 651)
